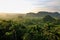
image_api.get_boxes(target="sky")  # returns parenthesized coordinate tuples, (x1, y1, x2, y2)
(0, 0, 60, 13)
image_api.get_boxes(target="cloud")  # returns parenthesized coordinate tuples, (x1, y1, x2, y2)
(35, 0, 60, 12)
(0, 0, 60, 13)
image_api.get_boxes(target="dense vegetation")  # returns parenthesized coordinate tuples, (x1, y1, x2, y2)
(0, 15, 60, 40)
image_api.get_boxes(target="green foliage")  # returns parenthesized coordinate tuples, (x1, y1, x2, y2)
(0, 16, 60, 40)
(43, 15, 56, 22)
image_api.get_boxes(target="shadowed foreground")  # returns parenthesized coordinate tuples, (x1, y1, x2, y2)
(0, 15, 60, 40)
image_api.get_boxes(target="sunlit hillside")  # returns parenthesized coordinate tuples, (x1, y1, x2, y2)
(0, 13, 24, 19)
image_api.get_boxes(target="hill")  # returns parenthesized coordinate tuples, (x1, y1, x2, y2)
(25, 11, 60, 19)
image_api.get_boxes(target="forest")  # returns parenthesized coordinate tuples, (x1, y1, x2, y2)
(0, 12, 60, 40)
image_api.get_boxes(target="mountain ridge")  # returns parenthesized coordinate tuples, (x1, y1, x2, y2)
(26, 11, 60, 18)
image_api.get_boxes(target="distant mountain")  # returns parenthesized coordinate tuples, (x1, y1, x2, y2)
(26, 11, 60, 19)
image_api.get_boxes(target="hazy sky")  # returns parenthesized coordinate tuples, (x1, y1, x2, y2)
(0, 0, 60, 13)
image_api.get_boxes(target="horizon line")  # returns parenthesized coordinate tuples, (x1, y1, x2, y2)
(0, 11, 59, 14)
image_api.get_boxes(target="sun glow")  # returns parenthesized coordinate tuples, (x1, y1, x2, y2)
(0, 0, 38, 13)
(0, 0, 60, 13)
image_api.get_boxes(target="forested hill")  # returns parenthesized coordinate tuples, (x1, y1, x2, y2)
(26, 11, 60, 18)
